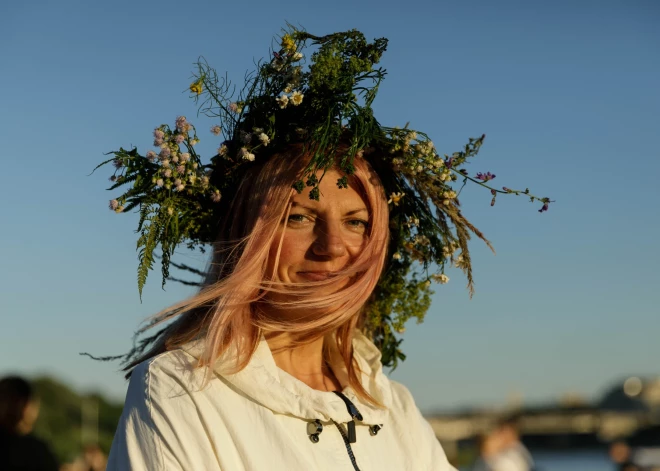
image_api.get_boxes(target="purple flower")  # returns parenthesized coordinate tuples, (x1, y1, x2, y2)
(476, 172, 496, 182)
(502, 186, 511, 192)
(445, 157, 454, 168)
(539, 202, 549, 213)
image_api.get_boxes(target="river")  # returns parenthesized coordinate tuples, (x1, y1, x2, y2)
(459, 449, 614, 470)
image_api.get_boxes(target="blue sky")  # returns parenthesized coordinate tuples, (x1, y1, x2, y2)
(1, 0, 658, 413)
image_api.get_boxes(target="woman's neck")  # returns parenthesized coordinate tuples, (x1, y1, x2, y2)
(265, 333, 342, 392)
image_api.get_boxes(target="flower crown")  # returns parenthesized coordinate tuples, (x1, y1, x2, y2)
(96, 26, 551, 367)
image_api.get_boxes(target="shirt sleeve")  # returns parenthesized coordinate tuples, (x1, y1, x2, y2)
(390, 381, 459, 471)
(106, 358, 218, 471)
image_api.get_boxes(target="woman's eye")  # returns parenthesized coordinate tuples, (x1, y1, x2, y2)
(287, 214, 308, 224)
(347, 219, 369, 230)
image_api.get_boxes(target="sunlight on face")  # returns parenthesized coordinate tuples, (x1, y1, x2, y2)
(267, 169, 369, 285)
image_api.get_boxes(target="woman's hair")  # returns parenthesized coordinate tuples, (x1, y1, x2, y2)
(0, 376, 35, 434)
(128, 143, 390, 405)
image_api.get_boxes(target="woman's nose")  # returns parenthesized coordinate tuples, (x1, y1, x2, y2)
(312, 221, 347, 258)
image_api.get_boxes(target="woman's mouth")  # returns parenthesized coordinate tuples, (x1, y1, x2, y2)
(297, 271, 333, 281)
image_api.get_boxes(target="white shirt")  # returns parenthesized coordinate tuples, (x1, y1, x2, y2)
(107, 331, 456, 471)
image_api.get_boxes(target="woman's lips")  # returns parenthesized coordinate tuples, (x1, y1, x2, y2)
(297, 271, 333, 281)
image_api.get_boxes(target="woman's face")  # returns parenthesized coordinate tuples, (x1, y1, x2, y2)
(267, 169, 369, 285)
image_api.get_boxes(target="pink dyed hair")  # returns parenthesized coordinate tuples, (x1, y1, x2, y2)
(128, 144, 390, 405)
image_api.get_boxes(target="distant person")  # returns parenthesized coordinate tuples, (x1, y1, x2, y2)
(482, 417, 534, 471)
(472, 432, 502, 471)
(609, 440, 642, 471)
(81, 444, 107, 471)
(0, 375, 59, 471)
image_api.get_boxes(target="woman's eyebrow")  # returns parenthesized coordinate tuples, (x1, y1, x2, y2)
(290, 202, 368, 216)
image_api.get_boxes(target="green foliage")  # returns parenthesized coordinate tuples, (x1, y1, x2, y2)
(31, 377, 123, 464)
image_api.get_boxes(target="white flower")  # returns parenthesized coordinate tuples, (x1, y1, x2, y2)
(161, 159, 170, 168)
(258, 133, 270, 146)
(387, 192, 404, 206)
(201, 176, 209, 187)
(240, 147, 255, 161)
(156, 178, 164, 187)
(290, 90, 304, 106)
(191, 138, 199, 146)
(392, 252, 402, 260)
(211, 190, 222, 202)
(180, 152, 190, 163)
(432, 274, 450, 284)
(210, 125, 222, 136)
(167, 207, 174, 216)
(146, 150, 157, 162)
(276, 94, 289, 109)
(252, 127, 263, 134)
(163, 169, 172, 178)
(292, 52, 303, 61)
(176, 165, 186, 174)
(171, 154, 179, 163)
(284, 84, 293, 93)
(109, 199, 119, 211)
(218, 144, 228, 156)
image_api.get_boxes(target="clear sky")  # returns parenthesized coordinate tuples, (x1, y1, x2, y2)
(1, 0, 658, 413)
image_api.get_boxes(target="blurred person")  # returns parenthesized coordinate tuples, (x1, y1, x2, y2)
(609, 441, 642, 471)
(472, 432, 502, 471)
(0, 375, 59, 471)
(482, 417, 534, 471)
(82, 444, 106, 471)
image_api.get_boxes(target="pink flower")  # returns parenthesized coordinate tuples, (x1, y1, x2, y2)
(229, 103, 238, 113)
(109, 199, 119, 210)
(146, 150, 157, 162)
(156, 179, 164, 187)
(210, 125, 222, 136)
(180, 152, 191, 163)
(153, 129, 164, 139)
(211, 190, 221, 202)
(163, 169, 172, 178)
(175, 116, 187, 131)
(159, 147, 171, 159)
(176, 165, 185, 174)
(174, 134, 185, 144)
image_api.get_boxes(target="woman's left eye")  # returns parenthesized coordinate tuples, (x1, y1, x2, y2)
(346, 219, 369, 230)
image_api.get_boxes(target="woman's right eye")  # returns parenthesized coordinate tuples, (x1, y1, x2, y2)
(287, 214, 308, 224)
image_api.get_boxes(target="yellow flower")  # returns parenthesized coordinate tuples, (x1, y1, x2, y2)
(281, 34, 296, 53)
(388, 192, 404, 206)
(189, 78, 204, 95)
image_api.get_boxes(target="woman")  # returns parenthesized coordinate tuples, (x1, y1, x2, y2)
(102, 27, 547, 471)
(0, 376, 59, 471)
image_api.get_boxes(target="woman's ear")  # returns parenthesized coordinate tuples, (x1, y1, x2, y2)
(16, 398, 40, 435)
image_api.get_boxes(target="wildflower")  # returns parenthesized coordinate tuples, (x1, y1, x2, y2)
(211, 190, 222, 202)
(218, 144, 228, 156)
(192, 162, 198, 169)
(153, 129, 164, 145)
(191, 138, 199, 146)
(156, 178, 164, 187)
(171, 154, 179, 163)
(115, 205, 124, 213)
(395, 326, 406, 334)
(176, 165, 185, 174)
(176, 183, 185, 192)
(276, 94, 289, 109)
(281, 34, 296, 53)
(109, 199, 119, 211)
(416, 165, 423, 173)
(388, 192, 404, 206)
(228, 102, 243, 114)
(189, 78, 203, 95)
(159, 147, 171, 159)
(188, 174, 197, 184)
(163, 169, 172, 178)
(258, 133, 270, 146)
(201, 176, 209, 187)
(167, 207, 174, 216)
(284, 83, 293, 93)
(392, 252, 402, 260)
(210, 125, 222, 136)
(292, 52, 303, 61)
(240, 147, 255, 161)
(180, 152, 190, 163)
(423, 280, 431, 288)
(432, 274, 450, 284)
(145, 150, 157, 162)
(174, 134, 185, 144)
(475, 172, 496, 182)
(175, 116, 187, 131)
(539, 202, 549, 213)
(161, 159, 170, 168)
(112, 159, 123, 169)
(174, 178, 182, 187)
(290, 90, 304, 106)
